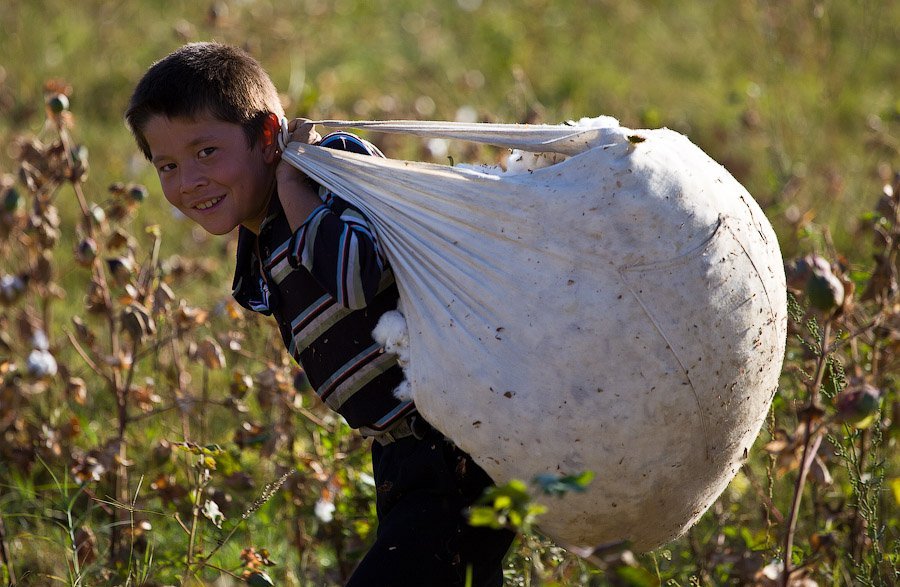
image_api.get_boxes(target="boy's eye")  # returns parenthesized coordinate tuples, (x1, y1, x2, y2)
(198, 147, 216, 158)
(159, 163, 176, 173)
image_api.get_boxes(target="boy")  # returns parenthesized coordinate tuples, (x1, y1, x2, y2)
(125, 42, 513, 586)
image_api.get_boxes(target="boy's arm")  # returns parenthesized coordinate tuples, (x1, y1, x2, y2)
(276, 120, 324, 229)
(277, 125, 388, 310)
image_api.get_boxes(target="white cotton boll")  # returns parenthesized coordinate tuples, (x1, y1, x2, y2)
(27, 349, 57, 378)
(201, 499, 225, 529)
(314, 498, 335, 523)
(374, 308, 413, 403)
(32, 330, 49, 351)
(426, 138, 449, 159)
(392, 380, 412, 402)
(0, 274, 26, 305)
(455, 105, 479, 123)
(372, 310, 410, 367)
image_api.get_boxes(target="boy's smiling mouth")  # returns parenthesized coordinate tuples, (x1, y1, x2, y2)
(194, 196, 224, 210)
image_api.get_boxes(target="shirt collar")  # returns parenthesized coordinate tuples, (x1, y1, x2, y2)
(231, 191, 286, 314)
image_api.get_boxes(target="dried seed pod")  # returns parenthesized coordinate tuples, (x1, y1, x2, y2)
(106, 256, 134, 287)
(85, 280, 110, 314)
(71, 315, 96, 346)
(805, 255, 845, 312)
(68, 144, 89, 182)
(152, 281, 175, 315)
(2, 186, 22, 213)
(119, 283, 141, 305)
(106, 200, 134, 222)
(42, 203, 61, 229)
(74, 526, 97, 568)
(131, 379, 162, 412)
(194, 337, 226, 369)
(834, 382, 883, 429)
(127, 183, 148, 203)
(32, 250, 54, 285)
(66, 376, 88, 405)
(88, 203, 106, 228)
(74, 237, 99, 267)
(152, 439, 173, 464)
(46, 93, 69, 115)
(106, 227, 134, 251)
(230, 369, 254, 399)
(29, 211, 61, 249)
(120, 302, 156, 342)
(784, 257, 812, 293)
(70, 454, 106, 484)
(174, 300, 208, 330)
(234, 421, 269, 448)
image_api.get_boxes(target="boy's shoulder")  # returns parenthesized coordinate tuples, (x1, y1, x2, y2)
(319, 131, 385, 158)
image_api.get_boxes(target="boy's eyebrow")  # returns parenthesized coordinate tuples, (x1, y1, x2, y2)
(150, 134, 218, 164)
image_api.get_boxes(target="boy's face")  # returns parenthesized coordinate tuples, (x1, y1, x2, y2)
(143, 113, 276, 235)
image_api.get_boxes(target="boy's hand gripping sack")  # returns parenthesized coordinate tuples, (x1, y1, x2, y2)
(281, 117, 787, 552)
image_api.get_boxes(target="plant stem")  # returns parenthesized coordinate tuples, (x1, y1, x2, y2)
(0, 514, 16, 585)
(184, 470, 205, 581)
(170, 335, 192, 441)
(64, 329, 113, 386)
(782, 320, 831, 586)
(848, 427, 872, 561)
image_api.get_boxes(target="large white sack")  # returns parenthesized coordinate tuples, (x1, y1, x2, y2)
(281, 118, 787, 552)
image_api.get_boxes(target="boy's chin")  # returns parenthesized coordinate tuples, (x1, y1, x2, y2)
(196, 221, 238, 236)
(207, 227, 237, 236)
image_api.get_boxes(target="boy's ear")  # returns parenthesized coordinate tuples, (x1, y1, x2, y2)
(261, 113, 280, 163)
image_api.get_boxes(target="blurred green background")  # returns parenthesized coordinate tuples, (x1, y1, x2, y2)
(2, 0, 898, 264)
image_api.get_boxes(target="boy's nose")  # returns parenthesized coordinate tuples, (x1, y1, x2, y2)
(180, 164, 208, 193)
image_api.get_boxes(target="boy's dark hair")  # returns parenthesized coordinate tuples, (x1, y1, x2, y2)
(125, 42, 284, 160)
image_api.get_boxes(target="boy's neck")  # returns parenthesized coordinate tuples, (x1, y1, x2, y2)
(240, 180, 277, 234)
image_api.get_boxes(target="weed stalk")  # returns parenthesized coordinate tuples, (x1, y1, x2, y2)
(0, 514, 15, 585)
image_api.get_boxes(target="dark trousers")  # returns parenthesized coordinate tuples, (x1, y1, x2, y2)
(347, 422, 515, 586)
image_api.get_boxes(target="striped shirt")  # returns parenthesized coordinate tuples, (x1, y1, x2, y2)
(231, 132, 414, 435)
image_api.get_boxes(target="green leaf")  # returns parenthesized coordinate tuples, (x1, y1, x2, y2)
(614, 564, 658, 586)
(467, 506, 502, 529)
(534, 471, 595, 497)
